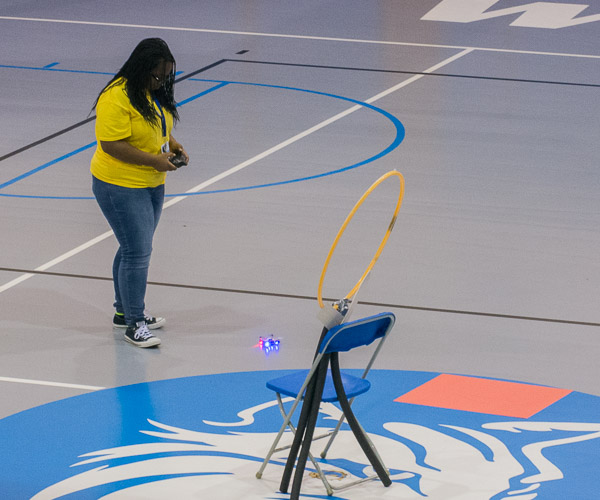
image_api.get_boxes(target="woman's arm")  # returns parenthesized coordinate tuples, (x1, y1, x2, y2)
(100, 140, 178, 172)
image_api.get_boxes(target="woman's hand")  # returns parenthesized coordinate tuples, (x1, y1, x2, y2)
(169, 136, 190, 164)
(152, 152, 178, 172)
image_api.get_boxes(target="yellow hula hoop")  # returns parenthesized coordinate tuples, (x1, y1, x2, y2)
(317, 170, 405, 308)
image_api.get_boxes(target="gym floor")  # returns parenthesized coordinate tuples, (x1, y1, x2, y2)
(1, 1, 599, 499)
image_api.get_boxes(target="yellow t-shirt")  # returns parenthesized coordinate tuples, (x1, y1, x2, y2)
(91, 79, 173, 188)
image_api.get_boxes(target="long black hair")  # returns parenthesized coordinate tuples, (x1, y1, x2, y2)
(92, 38, 179, 125)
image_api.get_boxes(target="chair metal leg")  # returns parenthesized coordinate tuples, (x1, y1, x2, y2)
(256, 398, 300, 479)
(352, 416, 388, 473)
(279, 360, 321, 493)
(275, 394, 336, 452)
(280, 326, 330, 493)
(268, 394, 334, 495)
(320, 409, 346, 458)
(330, 353, 391, 487)
(321, 319, 392, 458)
(290, 354, 330, 500)
(257, 386, 314, 479)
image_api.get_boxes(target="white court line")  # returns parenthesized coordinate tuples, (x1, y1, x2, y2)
(1, 48, 474, 298)
(1, 15, 599, 59)
(0, 231, 114, 293)
(0, 376, 105, 391)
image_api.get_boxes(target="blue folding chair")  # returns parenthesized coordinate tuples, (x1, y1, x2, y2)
(256, 312, 396, 498)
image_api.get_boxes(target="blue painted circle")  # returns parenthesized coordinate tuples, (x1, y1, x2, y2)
(171, 81, 406, 197)
(0, 81, 405, 200)
(1, 370, 599, 499)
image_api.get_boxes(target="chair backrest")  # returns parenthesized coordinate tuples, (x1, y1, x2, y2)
(319, 312, 395, 354)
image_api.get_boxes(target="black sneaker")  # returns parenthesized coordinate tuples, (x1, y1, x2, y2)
(113, 313, 165, 330)
(124, 322, 161, 348)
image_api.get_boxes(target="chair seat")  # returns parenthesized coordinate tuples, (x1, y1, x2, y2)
(266, 369, 371, 402)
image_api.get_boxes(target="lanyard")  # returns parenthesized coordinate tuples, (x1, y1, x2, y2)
(154, 98, 167, 138)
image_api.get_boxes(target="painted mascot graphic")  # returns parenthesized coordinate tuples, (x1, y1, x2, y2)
(31, 394, 600, 499)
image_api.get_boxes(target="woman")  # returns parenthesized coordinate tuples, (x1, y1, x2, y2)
(91, 38, 188, 348)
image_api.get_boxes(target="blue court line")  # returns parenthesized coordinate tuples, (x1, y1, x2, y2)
(0, 64, 184, 77)
(169, 80, 405, 196)
(177, 82, 229, 105)
(0, 80, 404, 199)
(0, 63, 115, 76)
(0, 142, 97, 191)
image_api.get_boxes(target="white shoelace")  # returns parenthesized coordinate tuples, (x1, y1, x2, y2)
(134, 324, 153, 340)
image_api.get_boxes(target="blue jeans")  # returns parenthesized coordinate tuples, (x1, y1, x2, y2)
(92, 176, 164, 326)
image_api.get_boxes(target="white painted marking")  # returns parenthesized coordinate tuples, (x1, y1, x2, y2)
(422, 0, 600, 29)
(202, 397, 294, 426)
(0, 376, 105, 391)
(0, 231, 114, 293)
(0, 273, 35, 293)
(0, 15, 599, 59)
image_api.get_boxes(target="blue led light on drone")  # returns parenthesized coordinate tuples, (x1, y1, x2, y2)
(258, 336, 281, 355)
